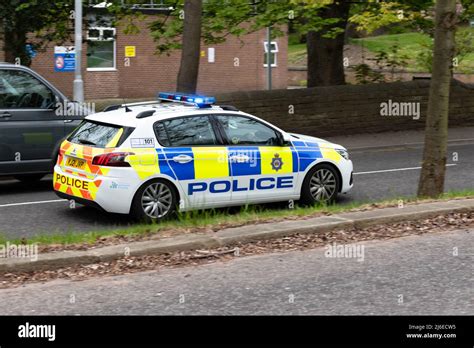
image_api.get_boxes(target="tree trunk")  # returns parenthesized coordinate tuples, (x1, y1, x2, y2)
(417, 0, 457, 198)
(306, 1, 350, 87)
(176, 0, 202, 94)
(3, 28, 30, 66)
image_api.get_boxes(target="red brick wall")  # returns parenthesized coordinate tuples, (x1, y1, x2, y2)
(21, 17, 287, 100)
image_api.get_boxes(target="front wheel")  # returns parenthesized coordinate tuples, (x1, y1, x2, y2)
(130, 179, 178, 223)
(300, 164, 340, 205)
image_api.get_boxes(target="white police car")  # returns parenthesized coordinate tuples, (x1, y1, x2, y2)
(53, 93, 353, 221)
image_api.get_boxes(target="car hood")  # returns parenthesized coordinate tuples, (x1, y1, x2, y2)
(289, 133, 346, 150)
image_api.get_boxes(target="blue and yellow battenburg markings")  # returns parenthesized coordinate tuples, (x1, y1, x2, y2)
(151, 141, 339, 182)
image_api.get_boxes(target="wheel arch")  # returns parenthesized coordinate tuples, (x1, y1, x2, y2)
(130, 175, 182, 212)
(301, 160, 343, 194)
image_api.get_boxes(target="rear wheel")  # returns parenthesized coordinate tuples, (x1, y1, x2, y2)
(300, 164, 340, 205)
(14, 174, 46, 183)
(130, 179, 178, 223)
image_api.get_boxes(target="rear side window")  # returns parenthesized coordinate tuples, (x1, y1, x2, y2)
(68, 121, 133, 148)
(154, 116, 218, 147)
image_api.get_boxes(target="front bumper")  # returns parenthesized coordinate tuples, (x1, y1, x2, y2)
(339, 159, 354, 193)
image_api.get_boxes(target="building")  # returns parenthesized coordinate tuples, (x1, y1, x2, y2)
(0, 1, 287, 100)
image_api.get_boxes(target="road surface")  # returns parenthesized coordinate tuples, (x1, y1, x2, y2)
(0, 228, 471, 315)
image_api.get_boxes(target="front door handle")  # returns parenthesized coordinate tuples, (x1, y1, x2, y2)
(229, 154, 250, 163)
(0, 112, 12, 119)
(64, 119, 74, 123)
(172, 154, 193, 164)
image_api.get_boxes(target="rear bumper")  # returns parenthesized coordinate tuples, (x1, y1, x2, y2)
(53, 165, 139, 214)
(55, 190, 106, 212)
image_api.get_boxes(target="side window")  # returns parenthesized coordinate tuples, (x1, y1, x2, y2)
(216, 115, 280, 146)
(154, 116, 218, 147)
(0, 70, 55, 109)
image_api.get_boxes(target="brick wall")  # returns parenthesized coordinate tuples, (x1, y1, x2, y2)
(216, 80, 474, 137)
(20, 17, 287, 99)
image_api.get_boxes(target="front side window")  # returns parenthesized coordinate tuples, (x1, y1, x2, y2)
(216, 115, 280, 146)
(87, 27, 116, 70)
(155, 116, 218, 147)
(0, 70, 55, 109)
(68, 121, 128, 148)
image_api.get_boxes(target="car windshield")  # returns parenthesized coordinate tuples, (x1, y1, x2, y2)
(68, 120, 131, 148)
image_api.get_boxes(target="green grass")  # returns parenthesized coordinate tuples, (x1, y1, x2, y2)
(350, 32, 432, 58)
(289, 28, 474, 73)
(0, 190, 472, 247)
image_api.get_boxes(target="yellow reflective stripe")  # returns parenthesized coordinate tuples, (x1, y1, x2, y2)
(260, 147, 293, 175)
(193, 147, 229, 179)
(320, 148, 341, 163)
(106, 128, 124, 148)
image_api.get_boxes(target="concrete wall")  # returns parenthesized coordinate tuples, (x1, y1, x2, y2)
(216, 80, 474, 138)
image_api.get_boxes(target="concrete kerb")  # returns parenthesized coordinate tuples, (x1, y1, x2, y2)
(0, 199, 472, 273)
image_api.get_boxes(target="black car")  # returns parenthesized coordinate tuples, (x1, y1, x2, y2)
(0, 63, 86, 182)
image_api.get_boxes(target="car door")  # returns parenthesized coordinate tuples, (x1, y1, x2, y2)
(153, 115, 232, 208)
(214, 114, 299, 204)
(0, 68, 65, 174)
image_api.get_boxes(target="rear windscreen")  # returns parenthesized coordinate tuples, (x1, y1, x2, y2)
(68, 121, 133, 148)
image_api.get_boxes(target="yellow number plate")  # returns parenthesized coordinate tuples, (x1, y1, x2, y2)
(66, 157, 86, 170)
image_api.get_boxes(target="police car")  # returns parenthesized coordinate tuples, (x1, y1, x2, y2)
(53, 93, 353, 222)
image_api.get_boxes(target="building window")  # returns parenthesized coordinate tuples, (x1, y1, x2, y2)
(87, 27, 116, 70)
(263, 41, 278, 67)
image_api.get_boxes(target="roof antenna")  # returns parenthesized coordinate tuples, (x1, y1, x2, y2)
(122, 99, 132, 112)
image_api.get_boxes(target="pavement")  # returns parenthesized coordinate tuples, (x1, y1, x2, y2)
(0, 126, 473, 238)
(0, 228, 471, 315)
(1, 198, 473, 272)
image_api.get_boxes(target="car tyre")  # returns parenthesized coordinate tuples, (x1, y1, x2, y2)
(130, 179, 178, 223)
(300, 163, 340, 205)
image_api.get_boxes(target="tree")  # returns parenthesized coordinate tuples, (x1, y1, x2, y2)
(0, 1, 73, 66)
(307, 0, 350, 87)
(417, 0, 458, 197)
(176, 0, 202, 94)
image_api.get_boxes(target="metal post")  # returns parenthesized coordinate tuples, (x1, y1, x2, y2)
(73, 0, 84, 102)
(266, 26, 272, 91)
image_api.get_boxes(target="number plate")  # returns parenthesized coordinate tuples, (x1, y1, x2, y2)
(66, 157, 86, 170)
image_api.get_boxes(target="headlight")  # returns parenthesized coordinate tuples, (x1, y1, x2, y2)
(335, 148, 349, 160)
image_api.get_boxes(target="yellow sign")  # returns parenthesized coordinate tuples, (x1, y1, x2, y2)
(125, 46, 136, 57)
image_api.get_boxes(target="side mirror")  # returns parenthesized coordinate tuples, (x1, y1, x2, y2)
(279, 132, 292, 146)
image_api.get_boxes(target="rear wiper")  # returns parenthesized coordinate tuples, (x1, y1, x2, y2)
(77, 138, 96, 146)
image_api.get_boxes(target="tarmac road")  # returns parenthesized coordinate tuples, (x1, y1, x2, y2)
(0, 128, 473, 238)
(0, 228, 471, 315)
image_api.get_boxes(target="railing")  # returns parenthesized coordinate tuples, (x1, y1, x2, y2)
(88, 0, 174, 10)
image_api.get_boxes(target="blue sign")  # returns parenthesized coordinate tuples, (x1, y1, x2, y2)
(54, 46, 76, 72)
(25, 44, 37, 59)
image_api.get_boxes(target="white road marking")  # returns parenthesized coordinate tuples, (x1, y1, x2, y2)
(354, 164, 457, 175)
(0, 199, 67, 208)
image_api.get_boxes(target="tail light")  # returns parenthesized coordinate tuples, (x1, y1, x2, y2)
(92, 152, 134, 167)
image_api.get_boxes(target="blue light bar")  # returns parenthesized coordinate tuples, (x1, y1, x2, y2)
(157, 92, 216, 108)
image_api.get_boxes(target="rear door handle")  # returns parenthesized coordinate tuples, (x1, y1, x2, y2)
(0, 112, 12, 119)
(172, 154, 193, 164)
(64, 119, 74, 123)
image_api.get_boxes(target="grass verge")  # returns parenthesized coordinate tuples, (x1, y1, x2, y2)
(0, 190, 472, 247)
